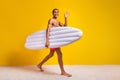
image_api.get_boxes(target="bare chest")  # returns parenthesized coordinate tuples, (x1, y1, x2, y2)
(52, 20, 60, 27)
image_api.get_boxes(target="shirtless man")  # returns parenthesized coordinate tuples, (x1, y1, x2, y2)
(37, 8, 72, 77)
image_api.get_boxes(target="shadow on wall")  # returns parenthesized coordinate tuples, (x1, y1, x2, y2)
(5, 48, 46, 66)
(0, 28, 48, 66)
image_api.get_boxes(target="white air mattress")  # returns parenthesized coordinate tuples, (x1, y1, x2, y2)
(25, 27, 83, 50)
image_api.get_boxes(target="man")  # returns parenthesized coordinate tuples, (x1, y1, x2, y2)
(37, 8, 72, 77)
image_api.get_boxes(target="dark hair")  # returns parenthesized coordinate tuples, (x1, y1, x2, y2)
(52, 8, 59, 14)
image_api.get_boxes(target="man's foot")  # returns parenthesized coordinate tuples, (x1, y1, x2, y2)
(37, 64, 44, 72)
(61, 72, 72, 77)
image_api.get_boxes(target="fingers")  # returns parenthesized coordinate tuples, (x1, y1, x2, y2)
(45, 44, 48, 47)
(65, 12, 69, 14)
(64, 12, 69, 18)
(45, 43, 49, 48)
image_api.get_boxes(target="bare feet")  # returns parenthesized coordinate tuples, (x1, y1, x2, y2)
(37, 64, 44, 72)
(61, 72, 72, 77)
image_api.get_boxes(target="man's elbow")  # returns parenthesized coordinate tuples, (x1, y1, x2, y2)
(64, 24, 67, 27)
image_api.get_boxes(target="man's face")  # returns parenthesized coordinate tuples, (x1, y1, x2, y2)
(53, 10, 59, 18)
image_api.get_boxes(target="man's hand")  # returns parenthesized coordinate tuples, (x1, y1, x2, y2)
(64, 12, 69, 18)
(45, 41, 49, 48)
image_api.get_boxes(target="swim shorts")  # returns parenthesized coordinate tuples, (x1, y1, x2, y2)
(50, 47, 60, 50)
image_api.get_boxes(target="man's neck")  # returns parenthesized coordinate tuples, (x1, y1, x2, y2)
(53, 16, 57, 19)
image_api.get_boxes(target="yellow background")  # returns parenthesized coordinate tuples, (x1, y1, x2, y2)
(0, 0, 120, 66)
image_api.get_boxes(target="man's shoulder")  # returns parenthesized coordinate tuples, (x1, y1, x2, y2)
(48, 18, 54, 21)
(48, 18, 53, 22)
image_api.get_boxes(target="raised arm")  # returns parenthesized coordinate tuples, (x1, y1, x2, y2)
(45, 19, 52, 47)
(59, 12, 69, 27)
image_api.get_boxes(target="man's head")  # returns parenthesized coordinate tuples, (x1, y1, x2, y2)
(52, 8, 59, 18)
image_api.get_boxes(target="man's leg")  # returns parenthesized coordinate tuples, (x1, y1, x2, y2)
(55, 48, 72, 77)
(37, 50, 55, 71)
